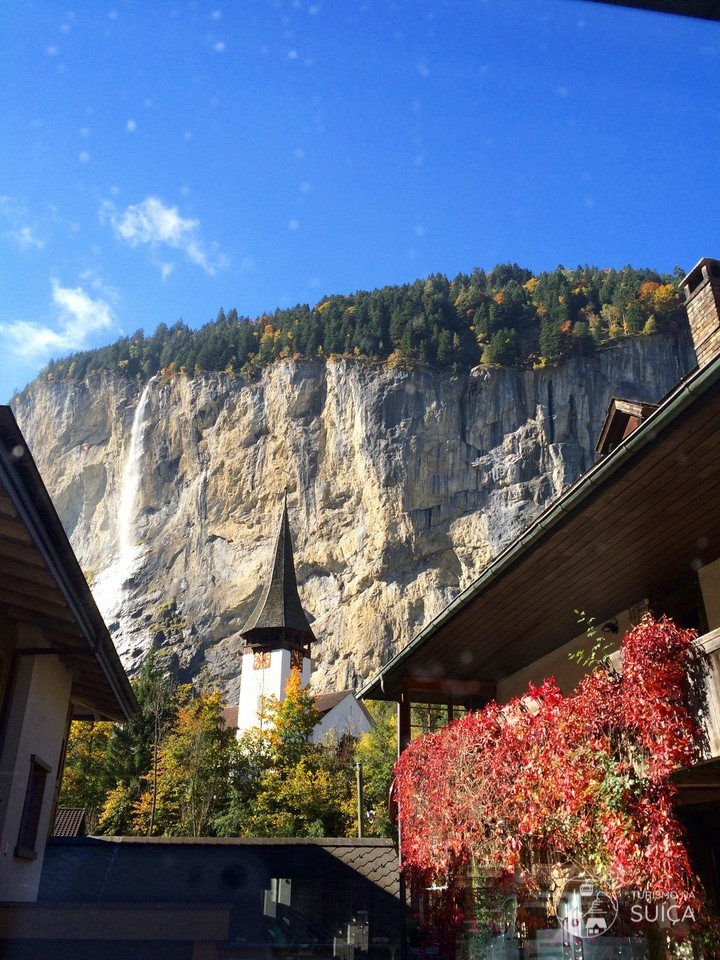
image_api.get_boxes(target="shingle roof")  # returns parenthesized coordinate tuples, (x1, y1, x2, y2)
(314, 690, 354, 716)
(52, 808, 87, 837)
(39, 836, 401, 942)
(241, 498, 315, 643)
(320, 839, 400, 898)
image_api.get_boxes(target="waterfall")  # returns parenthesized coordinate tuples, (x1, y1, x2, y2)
(92, 381, 153, 622)
(116, 382, 152, 572)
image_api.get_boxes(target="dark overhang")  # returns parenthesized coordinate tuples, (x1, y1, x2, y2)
(0, 406, 136, 722)
(577, 0, 720, 22)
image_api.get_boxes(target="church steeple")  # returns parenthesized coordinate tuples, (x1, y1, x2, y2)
(241, 495, 315, 654)
(236, 497, 315, 733)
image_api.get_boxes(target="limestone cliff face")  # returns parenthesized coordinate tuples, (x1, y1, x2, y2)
(11, 333, 694, 701)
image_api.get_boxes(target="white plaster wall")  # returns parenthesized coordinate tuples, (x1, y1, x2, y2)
(699, 558, 720, 631)
(0, 628, 72, 902)
(497, 613, 629, 703)
(237, 648, 312, 733)
(312, 696, 373, 743)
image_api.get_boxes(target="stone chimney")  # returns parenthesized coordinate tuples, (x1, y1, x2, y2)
(680, 257, 720, 366)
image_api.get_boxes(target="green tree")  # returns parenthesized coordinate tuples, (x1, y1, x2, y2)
(59, 720, 115, 832)
(99, 653, 177, 835)
(353, 701, 397, 838)
(236, 670, 356, 838)
(482, 328, 521, 367)
(133, 688, 234, 836)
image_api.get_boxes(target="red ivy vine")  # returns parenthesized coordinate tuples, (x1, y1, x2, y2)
(395, 615, 706, 910)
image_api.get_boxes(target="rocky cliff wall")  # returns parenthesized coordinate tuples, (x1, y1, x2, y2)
(12, 332, 695, 700)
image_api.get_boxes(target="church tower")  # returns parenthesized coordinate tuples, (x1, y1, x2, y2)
(236, 497, 315, 733)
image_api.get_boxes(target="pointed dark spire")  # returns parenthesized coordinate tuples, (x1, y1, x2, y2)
(241, 498, 315, 651)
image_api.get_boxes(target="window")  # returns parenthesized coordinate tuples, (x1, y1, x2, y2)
(15, 755, 51, 860)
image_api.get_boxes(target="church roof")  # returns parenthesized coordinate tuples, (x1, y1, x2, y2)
(241, 498, 315, 642)
(314, 690, 355, 716)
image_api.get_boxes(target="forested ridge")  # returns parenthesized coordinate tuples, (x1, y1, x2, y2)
(35, 263, 687, 388)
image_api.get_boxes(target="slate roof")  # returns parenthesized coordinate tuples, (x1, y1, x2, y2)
(241, 499, 315, 645)
(52, 808, 87, 837)
(320, 839, 400, 897)
(39, 836, 401, 943)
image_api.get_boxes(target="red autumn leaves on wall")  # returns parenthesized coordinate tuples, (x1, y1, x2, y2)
(394, 615, 706, 907)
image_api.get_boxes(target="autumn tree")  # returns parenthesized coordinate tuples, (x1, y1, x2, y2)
(133, 688, 234, 836)
(353, 700, 397, 839)
(99, 653, 177, 835)
(228, 670, 355, 838)
(59, 720, 115, 832)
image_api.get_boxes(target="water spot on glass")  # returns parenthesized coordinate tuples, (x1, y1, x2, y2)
(12, 446, 24, 461)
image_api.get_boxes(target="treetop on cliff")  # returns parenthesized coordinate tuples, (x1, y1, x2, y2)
(32, 263, 686, 389)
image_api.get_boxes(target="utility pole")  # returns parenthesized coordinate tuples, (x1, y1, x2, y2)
(356, 761, 364, 838)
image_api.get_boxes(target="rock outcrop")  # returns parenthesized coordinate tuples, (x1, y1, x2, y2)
(12, 333, 695, 701)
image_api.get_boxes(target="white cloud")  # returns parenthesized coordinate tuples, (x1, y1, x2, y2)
(101, 196, 226, 276)
(0, 280, 118, 361)
(0, 196, 45, 250)
(16, 225, 45, 250)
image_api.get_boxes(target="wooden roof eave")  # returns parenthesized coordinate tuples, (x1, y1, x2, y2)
(0, 407, 137, 722)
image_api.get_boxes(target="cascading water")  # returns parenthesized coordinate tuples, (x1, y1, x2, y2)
(116, 382, 152, 576)
(92, 381, 153, 627)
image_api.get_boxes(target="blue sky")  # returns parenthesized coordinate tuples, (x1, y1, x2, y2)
(1, 0, 719, 400)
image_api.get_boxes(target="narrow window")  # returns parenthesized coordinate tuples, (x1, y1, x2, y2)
(15, 755, 51, 860)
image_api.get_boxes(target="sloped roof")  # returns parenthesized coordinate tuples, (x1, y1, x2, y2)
(38, 836, 401, 942)
(222, 705, 239, 730)
(52, 808, 87, 837)
(0, 406, 136, 722)
(241, 499, 315, 642)
(320, 838, 400, 897)
(314, 690, 354, 716)
(584, 1, 720, 22)
(595, 397, 658, 455)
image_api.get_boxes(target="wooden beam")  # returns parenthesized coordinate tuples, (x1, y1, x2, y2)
(0, 539, 47, 569)
(402, 677, 496, 698)
(0, 555, 56, 587)
(3, 601, 78, 627)
(0, 516, 32, 544)
(0, 573, 70, 607)
(398, 693, 411, 753)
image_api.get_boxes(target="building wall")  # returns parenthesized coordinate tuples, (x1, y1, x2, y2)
(312, 697, 372, 743)
(237, 648, 312, 732)
(0, 623, 72, 902)
(496, 612, 629, 703)
(699, 557, 720, 631)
